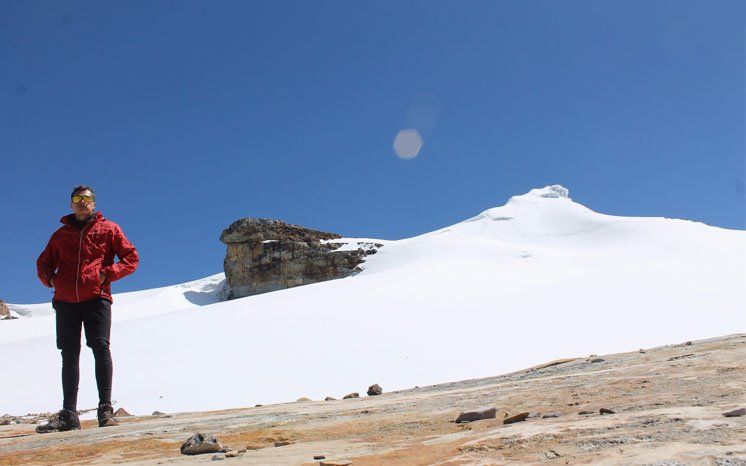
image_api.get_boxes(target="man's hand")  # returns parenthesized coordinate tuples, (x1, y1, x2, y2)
(99, 271, 106, 285)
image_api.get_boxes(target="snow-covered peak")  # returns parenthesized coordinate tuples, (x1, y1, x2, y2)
(452, 185, 611, 240)
(510, 184, 571, 201)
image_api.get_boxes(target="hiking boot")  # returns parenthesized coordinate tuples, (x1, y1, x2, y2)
(97, 402, 118, 427)
(36, 409, 81, 433)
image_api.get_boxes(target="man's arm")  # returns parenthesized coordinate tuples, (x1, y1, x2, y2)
(37, 235, 58, 288)
(101, 224, 139, 283)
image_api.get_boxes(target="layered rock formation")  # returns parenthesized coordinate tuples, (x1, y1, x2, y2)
(219, 218, 381, 299)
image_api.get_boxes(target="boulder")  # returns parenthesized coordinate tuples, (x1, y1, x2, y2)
(343, 392, 359, 399)
(454, 407, 497, 423)
(114, 407, 132, 417)
(180, 433, 224, 455)
(503, 412, 530, 425)
(367, 384, 383, 396)
(220, 218, 381, 299)
(723, 408, 745, 417)
(0, 300, 11, 319)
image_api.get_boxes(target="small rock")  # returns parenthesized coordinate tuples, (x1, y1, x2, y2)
(545, 450, 561, 459)
(367, 384, 383, 396)
(542, 413, 561, 418)
(314, 455, 326, 460)
(454, 407, 497, 423)
(212, 453, 225, 461)
(578, 410, 594, 415)
(245, 445, 263, 450)
(325, 397, 336, 401)
(685, 341, 693, 346)
(320, 462, 352, 466)
(590, 358, 604, 363)
(503, 412, 530, 425)
(181, 433, 224, 455)
(275, 441, 292, 447)
(152, 411, 165, 416)
(639, 349, 646, 354)
(600, 408, 615, 415)
(723, 408, 746, 417)
(254, 404, 263, 407)
(225, 451, 240, 458)
(343, 392, 359, 399)
(297, 397, 312, 402)
(527, 412, 542, 419)
(114, 407, 132, 417)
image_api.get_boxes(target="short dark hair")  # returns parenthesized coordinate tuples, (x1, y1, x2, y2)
(71, 185, 96, 199)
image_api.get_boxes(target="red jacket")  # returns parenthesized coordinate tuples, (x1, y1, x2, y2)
(37, 212, 139, 303)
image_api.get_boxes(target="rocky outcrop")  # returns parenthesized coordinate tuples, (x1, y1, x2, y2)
(220, 218, 381, 299)
(0, 300, 11, 319)
(2, 335, 744, 465)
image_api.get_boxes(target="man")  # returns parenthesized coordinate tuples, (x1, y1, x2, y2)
(36, 186, 139, 433)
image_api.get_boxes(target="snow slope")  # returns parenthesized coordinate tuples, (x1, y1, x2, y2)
(1, 185, 744, 416)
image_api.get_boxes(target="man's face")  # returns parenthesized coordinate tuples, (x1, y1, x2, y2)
(70, 189, 96, 219)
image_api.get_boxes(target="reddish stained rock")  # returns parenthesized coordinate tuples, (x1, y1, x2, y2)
(503, 412, 530, 425)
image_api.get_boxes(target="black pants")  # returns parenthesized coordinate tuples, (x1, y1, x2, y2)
(53, 298, 113, 411)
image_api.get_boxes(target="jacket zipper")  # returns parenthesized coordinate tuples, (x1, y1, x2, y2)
(75, 223, 91, 303)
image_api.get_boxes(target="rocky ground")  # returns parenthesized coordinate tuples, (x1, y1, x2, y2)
(1, 334, 744, 465)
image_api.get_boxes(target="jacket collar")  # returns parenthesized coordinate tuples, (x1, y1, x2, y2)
(60, 211, 104, 227)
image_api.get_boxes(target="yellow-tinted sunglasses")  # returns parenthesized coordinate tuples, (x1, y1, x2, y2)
(72, 195, 95, 203)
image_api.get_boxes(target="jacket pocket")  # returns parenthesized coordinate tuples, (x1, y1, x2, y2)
(81, 267, 102, 295)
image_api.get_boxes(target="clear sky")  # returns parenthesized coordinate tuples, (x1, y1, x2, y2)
(1, 0, 744, 303)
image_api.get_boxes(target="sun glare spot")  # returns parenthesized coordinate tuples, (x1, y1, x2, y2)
(393, 130, 423, 159)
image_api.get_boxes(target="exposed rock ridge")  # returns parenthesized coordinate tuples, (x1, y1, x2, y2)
(0, 300, 12, 320)
(220, 218, 380, 299)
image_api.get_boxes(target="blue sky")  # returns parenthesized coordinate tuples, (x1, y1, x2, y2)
(1, 0, 744, 303)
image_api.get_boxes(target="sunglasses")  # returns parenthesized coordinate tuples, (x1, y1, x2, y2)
(72, 195, 95, 203)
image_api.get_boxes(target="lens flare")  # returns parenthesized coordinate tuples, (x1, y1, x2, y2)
(393, 130, 423, 159)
